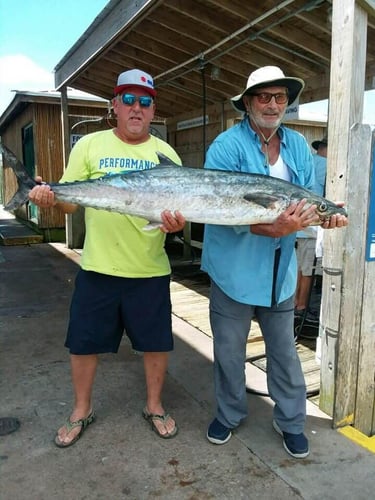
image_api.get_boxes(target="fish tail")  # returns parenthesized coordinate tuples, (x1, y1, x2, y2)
(4, 184, 33, 211)
(0, 143, 37, 210)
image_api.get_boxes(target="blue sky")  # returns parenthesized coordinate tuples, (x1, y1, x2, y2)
(0, 0, 108, 70)
(0, 0, 108, 112)
(0, 0, 373, 123)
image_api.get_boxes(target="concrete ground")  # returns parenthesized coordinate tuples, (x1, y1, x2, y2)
(1, 210, 375, 499)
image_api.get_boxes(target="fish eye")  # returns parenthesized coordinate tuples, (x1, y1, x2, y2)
(318, 201, 327, 213)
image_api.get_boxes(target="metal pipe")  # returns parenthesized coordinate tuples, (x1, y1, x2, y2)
(156, 0, 326, 86)
(200, 59, 207, 163)
(156, 0, 298, 81)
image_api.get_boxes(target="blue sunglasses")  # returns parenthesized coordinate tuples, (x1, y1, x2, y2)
(120, 93, 153, 108)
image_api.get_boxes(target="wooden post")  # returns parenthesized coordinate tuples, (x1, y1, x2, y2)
(319, 0, 370, 430)
(330, 125, 374, 434)
(353, 129, 375, 435)
(60, 86, 85, 249)
(60, 86, 70, 168)
(60, 87, 73, 248)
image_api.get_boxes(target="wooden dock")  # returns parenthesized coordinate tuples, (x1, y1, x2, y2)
(0, 208, 43, 246)
(171, 274, 320, 400)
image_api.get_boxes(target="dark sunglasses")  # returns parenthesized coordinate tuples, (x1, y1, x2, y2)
(250, 92, 289, 104)
(120, 93, 153, 107)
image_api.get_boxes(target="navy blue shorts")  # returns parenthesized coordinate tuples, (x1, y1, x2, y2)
(65, 270, 173, 354)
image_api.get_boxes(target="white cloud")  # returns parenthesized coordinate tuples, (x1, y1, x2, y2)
(0, 54, 55, 114)
(0, 54, 107, 116)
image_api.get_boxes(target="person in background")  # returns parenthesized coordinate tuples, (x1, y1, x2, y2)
(29, 69, 185, 448)
(201, 67, 347, 458)
(311, 135, 328, 195)
(294, 135, 327, 324)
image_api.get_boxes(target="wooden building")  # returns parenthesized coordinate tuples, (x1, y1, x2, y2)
(0, 90, 111, 238)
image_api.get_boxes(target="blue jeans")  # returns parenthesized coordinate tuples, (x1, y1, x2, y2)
(209, 280, 306, 433)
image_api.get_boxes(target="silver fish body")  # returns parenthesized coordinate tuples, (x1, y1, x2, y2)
(1, 145, 346, 226)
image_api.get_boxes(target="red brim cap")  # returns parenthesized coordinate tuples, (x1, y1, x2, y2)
(114, 69, 157, 97)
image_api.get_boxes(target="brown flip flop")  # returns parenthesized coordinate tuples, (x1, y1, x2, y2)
(142, 407, 178, 439)
(54, 410, 96, 448)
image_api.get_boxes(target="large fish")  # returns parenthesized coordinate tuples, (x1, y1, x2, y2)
(1, 144, 346, 227)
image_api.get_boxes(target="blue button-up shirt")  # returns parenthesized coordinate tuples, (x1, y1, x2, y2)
(201, 118, 315, 306)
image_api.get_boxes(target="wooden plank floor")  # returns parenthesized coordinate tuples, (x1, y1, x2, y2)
(171, 276, 320, 399)
(0, 218, 43, 245)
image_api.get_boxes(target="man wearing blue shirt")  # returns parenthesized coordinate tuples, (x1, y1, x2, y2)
(201, 66, 347, 458)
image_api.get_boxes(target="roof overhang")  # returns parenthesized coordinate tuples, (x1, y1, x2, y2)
(53, 0, 375, 119)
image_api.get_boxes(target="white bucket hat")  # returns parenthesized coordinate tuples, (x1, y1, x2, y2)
(231, 66, 305, 112)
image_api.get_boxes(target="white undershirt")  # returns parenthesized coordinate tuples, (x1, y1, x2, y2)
(269, 155, 291, 182)
(269, 155, 290, 249)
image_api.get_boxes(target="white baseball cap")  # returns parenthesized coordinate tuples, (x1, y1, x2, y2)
(114, 69, 156, 97)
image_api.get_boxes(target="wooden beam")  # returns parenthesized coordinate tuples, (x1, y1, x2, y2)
(319, 0, 368, 426)
(60, 86, 73, 249)
(352, 128, 375, 436)
(54, 0, 159, 89)
(357, 0, 375, 17)
(60, 87, 70, 168)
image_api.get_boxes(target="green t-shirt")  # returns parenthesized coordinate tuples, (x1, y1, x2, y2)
(60, 129, 181, 277)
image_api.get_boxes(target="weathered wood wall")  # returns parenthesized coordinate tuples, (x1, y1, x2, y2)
(2, 105, 34, 221)
(167, 100, 326, 167)
(2, 100, 111, 229)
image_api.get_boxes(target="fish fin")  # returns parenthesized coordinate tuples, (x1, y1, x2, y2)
(156, 152, 180, 167)
(0, 143, 37, 210)
(243, 192, 282, 208)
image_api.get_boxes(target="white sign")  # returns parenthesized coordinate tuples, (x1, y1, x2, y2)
(283, 98, 300, 121)
(177, 115, 209, 130)
(70, 134, 84, 148)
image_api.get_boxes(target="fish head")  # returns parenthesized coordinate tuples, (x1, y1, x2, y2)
(302, 194, 347, 224)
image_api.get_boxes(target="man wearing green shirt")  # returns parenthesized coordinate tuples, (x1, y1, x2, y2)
(29, 69, 185, 447)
